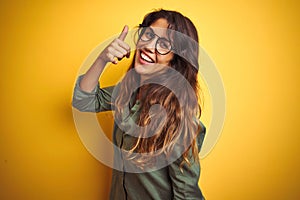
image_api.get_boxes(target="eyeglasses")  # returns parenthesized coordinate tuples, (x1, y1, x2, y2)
(137, 26, 173, 55)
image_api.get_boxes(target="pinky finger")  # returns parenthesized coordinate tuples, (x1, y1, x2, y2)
(107, 53, 117, 64)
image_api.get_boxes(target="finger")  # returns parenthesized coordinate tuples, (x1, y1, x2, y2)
(107, 53, 117, 64)
(116, 39, 131, 58)
(126, 50, 130, 58)
(107, 49, 126, 64)
(111, 42, 128, 55)
(112, 49, 125, 59)
(118, 25, 128, 41)
(109, 45, 127, 60)
(116, 39, 130, 51)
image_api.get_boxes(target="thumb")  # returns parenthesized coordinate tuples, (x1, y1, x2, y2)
(118, 25, 128, 41)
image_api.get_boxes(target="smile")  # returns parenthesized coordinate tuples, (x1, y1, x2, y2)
(140, 51, 154, 63)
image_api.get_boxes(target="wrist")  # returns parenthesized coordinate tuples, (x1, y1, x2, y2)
(96, 55, 107, 65)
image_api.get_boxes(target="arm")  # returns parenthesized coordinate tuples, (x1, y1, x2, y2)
(79, 25, 130, 92)
(72, 75, 116, 112)
(72, 25, 130, 112)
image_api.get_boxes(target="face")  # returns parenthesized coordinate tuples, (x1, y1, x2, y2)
(134, 18, 174, 80)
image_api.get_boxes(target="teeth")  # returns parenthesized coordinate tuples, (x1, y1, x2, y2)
(141, 52, 154, 63)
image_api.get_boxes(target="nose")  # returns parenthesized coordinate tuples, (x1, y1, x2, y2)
(143, 38, 157, 53)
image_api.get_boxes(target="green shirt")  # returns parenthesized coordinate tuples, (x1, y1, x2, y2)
(72, 75, 206, 200)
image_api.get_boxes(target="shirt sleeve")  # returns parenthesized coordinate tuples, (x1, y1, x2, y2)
(72, 75, 116, 112)
(168, 123, 206, 200)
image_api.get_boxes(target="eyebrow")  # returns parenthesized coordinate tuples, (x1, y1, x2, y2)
(148, 26, 171, 41)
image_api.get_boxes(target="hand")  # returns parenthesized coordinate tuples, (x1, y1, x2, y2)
(98, 25, 131, 64)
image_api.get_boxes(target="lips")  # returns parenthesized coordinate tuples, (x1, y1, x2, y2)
(139, 51, 155, 64)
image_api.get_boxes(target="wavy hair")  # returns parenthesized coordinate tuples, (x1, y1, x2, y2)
(115, 9, 203, 169)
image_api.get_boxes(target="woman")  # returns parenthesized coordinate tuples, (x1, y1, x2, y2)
(73, 9, 206, 200)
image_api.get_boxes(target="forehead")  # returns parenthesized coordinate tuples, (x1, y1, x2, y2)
(150, 18, 169, 28)
(150, 18, 170, 36)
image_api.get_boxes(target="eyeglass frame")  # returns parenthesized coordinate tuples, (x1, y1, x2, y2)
(137, 25, 174, 55)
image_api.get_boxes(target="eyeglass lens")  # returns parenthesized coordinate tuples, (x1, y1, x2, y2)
(138, 27, 172, 55)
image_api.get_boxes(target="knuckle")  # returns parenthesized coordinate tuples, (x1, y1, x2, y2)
(106, 52, 111, 58)
(107, 46, 113, 52)
(111, 42, 117, 48)
(124, 45, 130, 51)
(113, 38, 119, 43)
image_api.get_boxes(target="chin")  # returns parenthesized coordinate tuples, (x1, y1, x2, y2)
(134, 64, 148, 75)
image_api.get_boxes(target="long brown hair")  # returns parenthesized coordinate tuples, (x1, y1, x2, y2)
(115, 9, 203, 169)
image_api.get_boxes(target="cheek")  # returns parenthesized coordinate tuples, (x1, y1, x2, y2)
(136, 42, 142, 50)
(136, 41, 148, 51)
(157, 54, 174, 65)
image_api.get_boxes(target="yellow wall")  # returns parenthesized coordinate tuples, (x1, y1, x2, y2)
(0, 0, 299, 199)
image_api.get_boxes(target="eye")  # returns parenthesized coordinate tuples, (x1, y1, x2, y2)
(158, 39, 171, 50)
(144, 29, 155, 40)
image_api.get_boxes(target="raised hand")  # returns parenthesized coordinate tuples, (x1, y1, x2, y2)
(79, 25, 131, 92)
(98, 25, 131, 64)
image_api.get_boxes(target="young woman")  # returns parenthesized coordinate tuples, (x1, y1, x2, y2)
(73, 9, 206, 200)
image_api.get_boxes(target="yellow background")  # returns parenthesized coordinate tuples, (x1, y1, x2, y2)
(0, 0, 299, 199)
